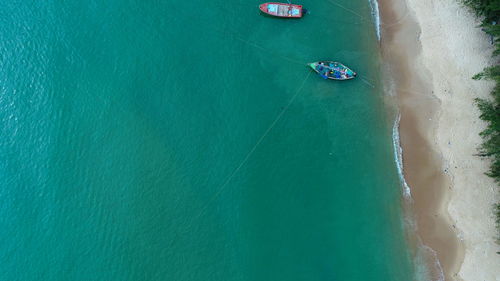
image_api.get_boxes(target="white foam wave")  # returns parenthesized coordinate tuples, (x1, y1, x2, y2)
(369, 0, 381, 41)
(418, 245, 445, 281)
(392, 113, 412, 198)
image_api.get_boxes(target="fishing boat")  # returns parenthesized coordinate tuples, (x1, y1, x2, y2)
(309, 61, 357, 80)
(259, 2, 303, 18)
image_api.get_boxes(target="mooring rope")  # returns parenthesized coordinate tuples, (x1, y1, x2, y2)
(360, 76, 375, 88)
(233, 36, 306, 66)
(326, 0, 366, 20)
(187, 71, 312, 224)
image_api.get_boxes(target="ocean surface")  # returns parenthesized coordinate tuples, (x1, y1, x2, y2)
(0, 0, 416, 280)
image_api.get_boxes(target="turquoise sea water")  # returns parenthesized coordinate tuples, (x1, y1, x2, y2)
(0, 0, 416, 280)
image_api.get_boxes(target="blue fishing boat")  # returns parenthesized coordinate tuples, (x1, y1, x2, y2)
(309, 61, 357, 80)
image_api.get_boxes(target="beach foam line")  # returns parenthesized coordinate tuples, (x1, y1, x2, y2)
(368, 0, 381, 41)
(392, 114, 446, 281)
(418, 244, 446, 281)
(392, 113, 411, 198)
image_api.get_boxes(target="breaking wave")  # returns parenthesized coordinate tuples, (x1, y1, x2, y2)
(414, 244, 446, 281)
(369, 0, 381, 41)
(392, 113, 412, 198)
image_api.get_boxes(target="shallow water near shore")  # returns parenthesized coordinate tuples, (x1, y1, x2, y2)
(0, 0, 416, 280)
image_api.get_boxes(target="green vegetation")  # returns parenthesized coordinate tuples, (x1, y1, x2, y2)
(462, 0, 500, 240)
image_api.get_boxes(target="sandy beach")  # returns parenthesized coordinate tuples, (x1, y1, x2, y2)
(379, 0, 500, 280)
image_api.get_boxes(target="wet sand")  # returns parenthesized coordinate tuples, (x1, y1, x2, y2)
(378, 0, 499, 280)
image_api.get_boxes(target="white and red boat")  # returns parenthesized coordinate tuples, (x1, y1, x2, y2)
(259, 2, 303, 18)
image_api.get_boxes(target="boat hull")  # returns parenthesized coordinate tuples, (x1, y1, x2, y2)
(309, 61, 357, 80)
(259, 2, 303, 18)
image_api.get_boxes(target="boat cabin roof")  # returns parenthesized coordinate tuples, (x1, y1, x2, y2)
(267, 4, 301, 16)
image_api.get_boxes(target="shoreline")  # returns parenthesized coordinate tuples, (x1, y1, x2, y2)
(378, 0, 499, 280)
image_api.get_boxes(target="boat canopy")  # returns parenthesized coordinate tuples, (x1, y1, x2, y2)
(264, 3, 301, 17)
